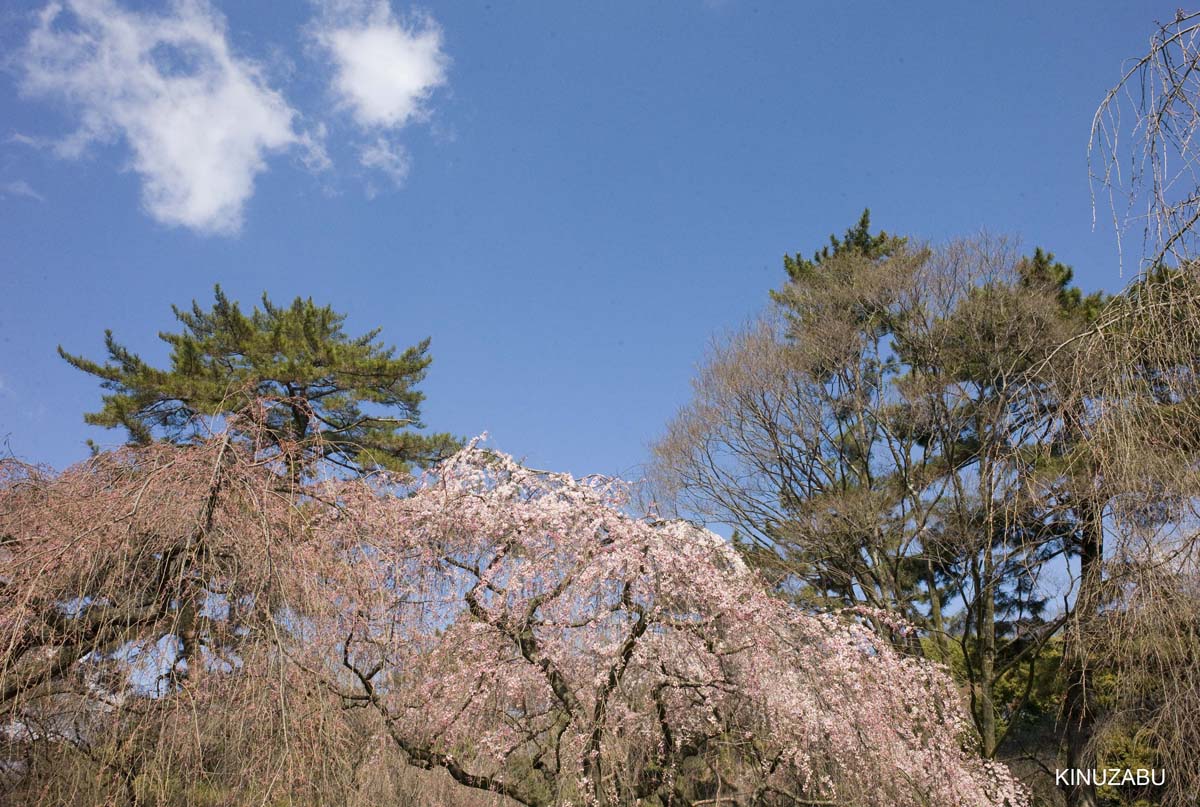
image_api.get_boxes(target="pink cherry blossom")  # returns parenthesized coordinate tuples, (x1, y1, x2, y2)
(0, 428, 1026, 806)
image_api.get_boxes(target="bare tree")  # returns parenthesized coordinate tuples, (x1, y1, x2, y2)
(1082, 13, 1200, 805)
(1091, 10, 1200, 271)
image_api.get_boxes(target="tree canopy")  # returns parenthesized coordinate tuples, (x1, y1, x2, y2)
(0, 416, 1027, 807)
(59, 286, 459, 475)
(651, 217, 1121, 802)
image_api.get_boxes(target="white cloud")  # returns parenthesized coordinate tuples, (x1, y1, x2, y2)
(0, 180, 46, 203)
(18, 0, 300, 235)
(315, 2, 447, 130)
(312, 1, 446, 191)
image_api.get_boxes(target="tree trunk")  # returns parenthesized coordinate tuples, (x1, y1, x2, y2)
(979, 548, 997, 757)
(1062, 496, 1102, 807)
(926, 559, 950, 661)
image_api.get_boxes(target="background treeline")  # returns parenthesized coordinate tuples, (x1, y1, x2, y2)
(652, 214, 1199, 807)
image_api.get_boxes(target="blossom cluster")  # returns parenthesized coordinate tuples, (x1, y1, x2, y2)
(0, 436, 1028, 807)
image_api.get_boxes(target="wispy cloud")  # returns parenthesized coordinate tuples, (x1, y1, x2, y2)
(8, 132, 52, 150)
(359, 136, 409, 192)
(0, 180, 45, 203)
(17, 0, 301, 235)
(313, 1, 447, 189)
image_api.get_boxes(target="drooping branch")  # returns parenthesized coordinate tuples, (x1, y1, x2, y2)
(0, 428, 1028, 807)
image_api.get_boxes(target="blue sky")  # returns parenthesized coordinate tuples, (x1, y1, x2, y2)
(0, 0, 1177, 479)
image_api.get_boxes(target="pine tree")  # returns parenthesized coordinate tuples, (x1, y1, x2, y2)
(777, 208, 907, 287)
(59, 286, 460, 475)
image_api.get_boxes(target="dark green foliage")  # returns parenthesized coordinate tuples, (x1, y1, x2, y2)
(778, 208, 907, 286)
(1017, 247, 1107, 324)
(60, 286, 460, 475)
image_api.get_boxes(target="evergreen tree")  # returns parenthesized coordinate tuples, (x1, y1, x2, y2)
(776, 208, 907, 288)
(60, 286, 460, 475)
(655, 215, 1109, 768)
